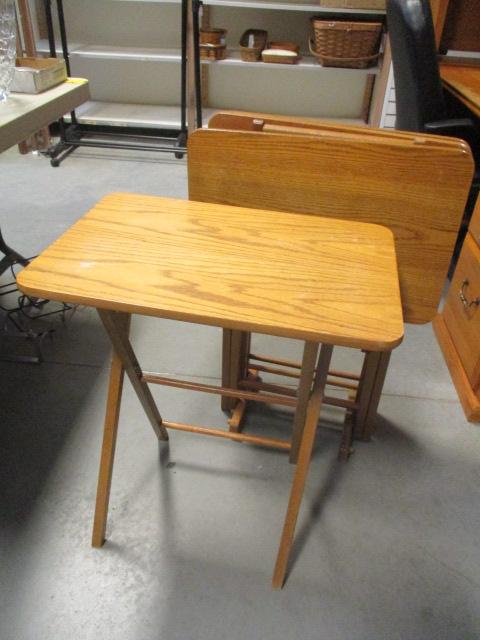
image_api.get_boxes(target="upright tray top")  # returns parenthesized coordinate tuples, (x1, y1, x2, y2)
(17, 193, 403, 350)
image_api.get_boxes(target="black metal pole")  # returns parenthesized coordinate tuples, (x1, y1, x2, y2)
(192, 0, 203, 129)
(56, 0, 78, 125)
(56, 0, 70, 74)
(44, 0, 56, 57)
(180, 0, 187, 134)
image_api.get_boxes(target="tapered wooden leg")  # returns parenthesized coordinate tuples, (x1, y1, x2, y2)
(289, 342, 320, 464)
(227, 399, 247, 432)
(92, 314, 131, 547)
(353, 350, 391, 441)
(358, 350, 391, 440)
(221, 328, 251, 417)
(98, 310, 169, 442)
(221, 329, 234, 411)
(272, 343, 333, 589)
(228, 332, 252, 431)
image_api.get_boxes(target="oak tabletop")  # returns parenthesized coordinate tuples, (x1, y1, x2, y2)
(17, 193, 404, 350)
(440, 64, 480, 118)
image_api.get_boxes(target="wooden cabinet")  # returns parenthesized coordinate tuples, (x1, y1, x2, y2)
(430, 0, 480, 53)
(434, 197, 480, 421)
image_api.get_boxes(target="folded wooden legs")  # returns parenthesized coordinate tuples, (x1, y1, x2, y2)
(92, 314, 386, 588)
(92, 310, 168, 547)
(352, 350, 391, 441)
(221, 329, 250, 413)
(221, 328, 392, 445)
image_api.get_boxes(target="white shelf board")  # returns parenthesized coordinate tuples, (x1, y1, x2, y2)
(202, 50, 379, 73)
(111, 0, 384, 10)
(204, 0, 384, 12)
(66, 100, 367, 129)
(111, 0, 181, 2)
(36, 39, 83, 55)
(36, 41, 181, 63)
(67, 101, 217, 129)
(36, 41, 378, 73)
(72, 45, 182, 63)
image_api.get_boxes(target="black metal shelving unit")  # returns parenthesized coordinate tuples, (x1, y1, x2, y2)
(42, 0, 203, 166)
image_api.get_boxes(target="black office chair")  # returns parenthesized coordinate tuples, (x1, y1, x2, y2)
(386, 0, 479, 268)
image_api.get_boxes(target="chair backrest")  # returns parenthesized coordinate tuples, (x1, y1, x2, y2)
(188, 126, 474, 324)
(386, 0, 447, 131)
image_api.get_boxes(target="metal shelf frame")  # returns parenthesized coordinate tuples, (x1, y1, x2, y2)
(42, 0, 203, 165)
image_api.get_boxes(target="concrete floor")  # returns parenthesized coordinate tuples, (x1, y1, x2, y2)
(1, 146, 479, 640)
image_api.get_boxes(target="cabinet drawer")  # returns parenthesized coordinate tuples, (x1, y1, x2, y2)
(468, 195, 480, 247)
(444, 233, 480, 388)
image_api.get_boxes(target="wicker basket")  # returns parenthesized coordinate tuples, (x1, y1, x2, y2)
(200, 44, 227, 60)
(199, 28, 227, 46)
(309, 19, 382, 69)
(239, 29, 268, 62)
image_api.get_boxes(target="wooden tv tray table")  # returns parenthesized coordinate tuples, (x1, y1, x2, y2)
(17, 193, 403, 588)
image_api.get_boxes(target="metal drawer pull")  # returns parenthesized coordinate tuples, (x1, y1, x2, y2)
(459, 279, 480, 309)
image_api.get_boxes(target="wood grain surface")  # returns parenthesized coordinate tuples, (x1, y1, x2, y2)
(440, 64, 480, 118)
(467, 195, 480, 247)
(443, 233, 480, 387)
(207, 110, 467, 147)
(433, 313, 480, 422)
(188, 128, 474, 324)
(17, 193, 403, 350)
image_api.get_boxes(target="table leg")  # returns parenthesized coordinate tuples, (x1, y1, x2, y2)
(289, 342, 320, 464)
(221, 328, 250, 416)
(0, 227, 29, 276)
(353, 350, 391, 441)
(92, 313, 131, 547)
(92, 310, 169, 547)
(272, 342, 333, 589)
(221, 328, 233, 411)
(98, 309, 169, 442)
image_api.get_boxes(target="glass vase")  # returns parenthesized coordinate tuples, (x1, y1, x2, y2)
(0, 0, 16, 103)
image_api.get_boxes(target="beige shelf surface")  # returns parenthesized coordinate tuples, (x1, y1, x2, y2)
(0, 78, 89, 153)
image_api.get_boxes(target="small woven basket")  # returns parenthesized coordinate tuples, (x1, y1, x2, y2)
(309, 19, 382, 69)
(200, 28, 227, 46)
(199, 44, 227, 60)
(239, 29, 268, 62)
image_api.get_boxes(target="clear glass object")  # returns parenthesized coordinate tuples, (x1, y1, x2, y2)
(0, 0, 16, 103)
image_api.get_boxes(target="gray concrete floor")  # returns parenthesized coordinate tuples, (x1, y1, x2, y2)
(1, 146, 479, 640)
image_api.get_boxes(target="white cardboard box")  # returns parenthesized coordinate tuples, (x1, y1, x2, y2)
(12, 58, 67, 94)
